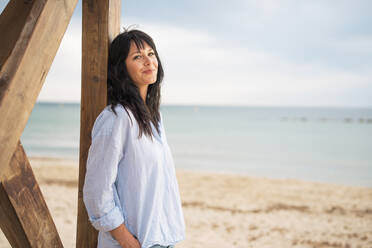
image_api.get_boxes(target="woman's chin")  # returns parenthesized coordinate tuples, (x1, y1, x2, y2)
(147, 79, 157, 85)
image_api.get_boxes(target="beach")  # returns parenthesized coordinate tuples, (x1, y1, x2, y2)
(0, 157, 371, 248)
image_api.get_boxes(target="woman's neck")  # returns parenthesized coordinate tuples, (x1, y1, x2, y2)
(138, 86, 148, 104)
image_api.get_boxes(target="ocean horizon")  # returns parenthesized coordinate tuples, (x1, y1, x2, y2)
(22, 102, 372, 187)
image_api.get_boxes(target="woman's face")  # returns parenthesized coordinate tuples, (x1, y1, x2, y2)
(125, 41, 158, 88)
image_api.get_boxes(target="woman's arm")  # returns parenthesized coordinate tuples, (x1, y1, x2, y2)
(83, 108, 133, 241)
(110, 224, 141, 248)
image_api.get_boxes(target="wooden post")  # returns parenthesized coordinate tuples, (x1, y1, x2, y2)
(0, 0, 77, 246)
(0, 142, 63, 247)
(0, 183, 31, 248)
(76, 0, 120, 247)
(0, 0, 78, 176)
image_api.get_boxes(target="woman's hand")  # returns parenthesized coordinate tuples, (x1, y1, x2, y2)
(110, 224, 141, 248)
(118, 234, 141, 248)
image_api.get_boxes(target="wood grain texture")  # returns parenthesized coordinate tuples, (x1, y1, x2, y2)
(0, 0, 78, 175)
(0, 0, 33, 69)
(0, 182, 31, 248)
(76, 0, 121, 247)
(0, 142, 63, 247)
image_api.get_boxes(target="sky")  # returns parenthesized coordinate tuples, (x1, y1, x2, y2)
(1, 0, 372, 107)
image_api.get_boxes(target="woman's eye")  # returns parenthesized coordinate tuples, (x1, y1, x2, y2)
(133, 55, 141, 60)
(148, 52, 155, 56)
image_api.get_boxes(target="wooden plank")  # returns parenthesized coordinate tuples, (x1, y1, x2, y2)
(0, 0, 78, 175)
(76, 0, 121, 247)
(0, 142, 63, 247)
(0, 182, 31, 248)
(0, 0, 33, 68)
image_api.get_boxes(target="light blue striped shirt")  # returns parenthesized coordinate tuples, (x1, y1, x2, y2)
(83, 104, 186, 248)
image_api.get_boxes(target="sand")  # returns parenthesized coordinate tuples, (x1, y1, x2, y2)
(0, 157, 371, 248)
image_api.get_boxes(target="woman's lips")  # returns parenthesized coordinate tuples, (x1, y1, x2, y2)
(143, 69, 154, 74)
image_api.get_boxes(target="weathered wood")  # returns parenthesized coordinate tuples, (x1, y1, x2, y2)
(0, 142, 63, 247)
(76, 0, 121, 247)
(0, 182, 31, 248)
(0, 0, 33, 69)
(76, 0, 121, 245)
(0, 0, 78, 175)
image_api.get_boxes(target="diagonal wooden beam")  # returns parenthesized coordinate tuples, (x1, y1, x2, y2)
(0, 0, 78, 175)
(0, 0, 77, 247)
(0, 182, 31, 248)
(0, 142, 63, 247)
(76, 0, 120, 247)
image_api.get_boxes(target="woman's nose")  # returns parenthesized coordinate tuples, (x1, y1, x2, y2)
(144, 56, 151, 65)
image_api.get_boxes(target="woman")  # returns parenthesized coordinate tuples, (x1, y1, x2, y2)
(83, 29, 186, 248)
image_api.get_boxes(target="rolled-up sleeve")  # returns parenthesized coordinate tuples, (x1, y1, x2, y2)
(83, 108, 129, 232)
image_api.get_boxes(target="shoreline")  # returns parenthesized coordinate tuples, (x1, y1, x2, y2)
(28, 156, 372, 189)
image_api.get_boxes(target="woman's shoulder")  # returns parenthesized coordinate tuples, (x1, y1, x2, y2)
(96, 104, 131, 121)
(92, 104, 132, 136)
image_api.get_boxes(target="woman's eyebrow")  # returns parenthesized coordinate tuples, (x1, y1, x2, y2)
(129, 50, 141, 56)
(129, 48, 154, 56)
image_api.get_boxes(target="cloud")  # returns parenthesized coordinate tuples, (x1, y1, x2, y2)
(38, 17, 82, 103)
(130, 20, 372, 106)
(34, 3, 372, 107)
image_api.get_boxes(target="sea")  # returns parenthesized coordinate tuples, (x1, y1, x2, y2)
(22, 102, 372, 187)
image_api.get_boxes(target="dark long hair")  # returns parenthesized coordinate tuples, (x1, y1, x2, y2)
(107, 29, 164, 138)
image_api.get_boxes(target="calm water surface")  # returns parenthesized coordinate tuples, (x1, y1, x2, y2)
(22, 103, 372, 187)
